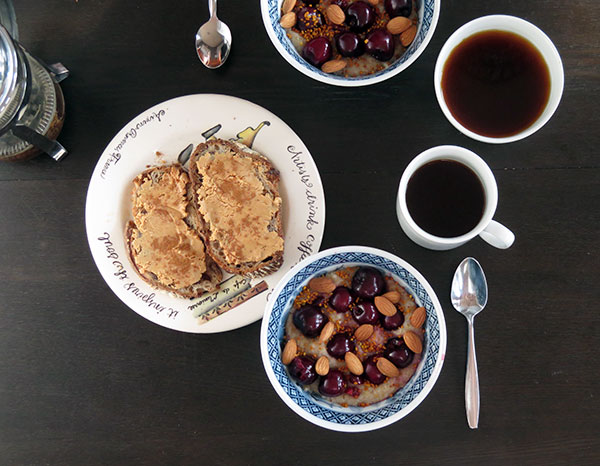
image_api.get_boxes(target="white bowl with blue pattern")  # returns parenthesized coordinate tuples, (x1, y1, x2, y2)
(260, 0, 441, 87)
(260, 246, 447, 432)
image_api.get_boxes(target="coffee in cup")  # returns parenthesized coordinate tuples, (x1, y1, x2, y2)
(396, 145, 514, 250)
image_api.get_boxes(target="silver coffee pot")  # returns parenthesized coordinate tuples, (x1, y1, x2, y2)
(0, 0, 68, 161)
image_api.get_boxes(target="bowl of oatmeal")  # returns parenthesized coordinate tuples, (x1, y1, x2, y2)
(260, 0, 440, 86)
(260, 246, 446, 431)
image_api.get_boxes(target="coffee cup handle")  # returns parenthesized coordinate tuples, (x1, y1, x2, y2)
(479, 220, 515, 249)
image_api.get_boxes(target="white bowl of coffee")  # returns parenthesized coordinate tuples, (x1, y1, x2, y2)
(434, 15, 564, 144)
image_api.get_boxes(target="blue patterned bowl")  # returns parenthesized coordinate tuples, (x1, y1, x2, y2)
(260, 246, 447, 432)
(260, 0, 441, 87)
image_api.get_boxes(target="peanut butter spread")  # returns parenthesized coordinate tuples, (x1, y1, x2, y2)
(131, 166, 207, 289)
(195, 150, 283, 264)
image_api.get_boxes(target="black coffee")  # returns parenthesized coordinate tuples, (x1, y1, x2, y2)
(406, 159, 485, 238)
(441, 30, 551, 137)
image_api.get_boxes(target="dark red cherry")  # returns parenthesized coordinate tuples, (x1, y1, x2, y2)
(288, 356, 318, 385)
(365, 29, 395, 61)
(364, 355, 387, 385)
(385, 0, 412, 18)
(351, 267, 386, 299)
(345, 1, 375, 32)
(303, 37, 332, 67)
(319, 370, 347, 396)
(329, 286, 353, 312)
(335, 31, 364, 58)
(296, 6, 325, 31)
(381, 310, 405, 330)
(352, 301, 381, 325)
(348, 374, 365, 385)
(327, 333, 355, 359)
(385, 337, 414, 368)
(293, 304, 326, 337)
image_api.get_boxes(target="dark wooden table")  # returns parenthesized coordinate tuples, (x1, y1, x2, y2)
(1, 1, 598, 464)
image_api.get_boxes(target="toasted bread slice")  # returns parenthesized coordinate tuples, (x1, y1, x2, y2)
(126, 164, 222, 298)
(189, 139, 284, 277)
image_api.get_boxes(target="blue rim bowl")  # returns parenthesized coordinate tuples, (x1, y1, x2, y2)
(260, 0, 441, 87)
(260, 246, 447, 432)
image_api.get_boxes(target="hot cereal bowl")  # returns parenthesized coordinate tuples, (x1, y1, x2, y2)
(260, 0, 440, 87)
(260, 246, 446, 432)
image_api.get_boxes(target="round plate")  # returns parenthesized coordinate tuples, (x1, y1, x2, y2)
(86, 94, 325, 333)
(261, 246, 446, 432)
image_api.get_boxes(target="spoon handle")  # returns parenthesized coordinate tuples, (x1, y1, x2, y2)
(465, 317, 480, 429)
(208, 0, 217, 18)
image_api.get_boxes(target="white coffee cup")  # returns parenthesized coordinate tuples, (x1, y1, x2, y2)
(396, 145, 515, 250)
(434, 15, 564, 144)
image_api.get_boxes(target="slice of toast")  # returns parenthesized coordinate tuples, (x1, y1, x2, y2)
(189, 139, 284, 278)
(126, 164, 222, 299)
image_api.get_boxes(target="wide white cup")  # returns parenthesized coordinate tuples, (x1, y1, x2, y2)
(434, 15, 564, 144)
(396, 145, 515, 250)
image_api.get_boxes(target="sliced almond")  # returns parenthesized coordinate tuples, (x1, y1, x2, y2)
(404, 330, 423, 354)
(374, 296, 397, 316)
(386, 16, 412, 35)
(308, 276, 336, 293)
(282, 0, 296, 15)
(316, 356, 330, 376)
(354, 324, 374, 341)
(382, 290, 401, 304)
(377, 357, 400, 377)
(281, 339, 297, 364)
(345, 352, 364, 375)
(279, 11, 296, 29)
(400, 25, 417, 47)
(319, 321, 335, 342)
(321, 59, 346, 74)
(410, 307, 426, 328)
(326, 4, 345, 25)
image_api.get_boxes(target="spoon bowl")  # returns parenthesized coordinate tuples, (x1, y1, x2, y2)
(195, 0, 232, 69)
(451, 257, 488, 429)
(451, 257, 488, 319)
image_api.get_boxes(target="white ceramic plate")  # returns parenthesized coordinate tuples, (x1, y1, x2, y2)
(86, 94, 325, 333)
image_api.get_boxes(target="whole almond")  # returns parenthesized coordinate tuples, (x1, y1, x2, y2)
(354, 324, 374, 341)
(282, 0, 296, 15)
(386, 16, 412, 35)
(281, 339, 297, 364)
(308, 276, 336, 293)
(326, 4, 345, 25)
(345, 352, 364, 375)
(322, 59, 346, 74)
(319, 321, 335, 342)
(404, 330, 423, 354)
(382, 290, 401, 304)
(366, 0, 379, 5)
(400, 25, 417, 47)
(410, 307, 426, 328)
(377, 357, 401, 377)
(374, 296, 397, 316)
(280, 11, 296, 29)
(316, 356, 330, 376)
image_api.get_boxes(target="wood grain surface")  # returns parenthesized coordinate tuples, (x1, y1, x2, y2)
(1, 1, 598, 465)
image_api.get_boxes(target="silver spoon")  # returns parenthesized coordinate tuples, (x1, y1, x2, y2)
(451, 257, 488, 429)
(195, 0, 232, 68)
